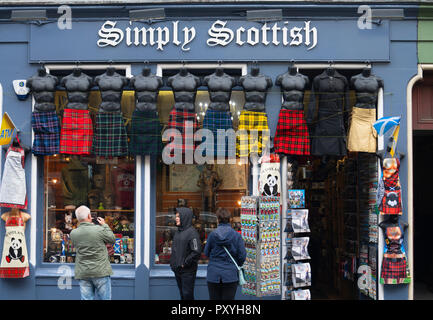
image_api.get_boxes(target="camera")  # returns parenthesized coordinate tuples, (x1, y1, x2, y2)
(91, 212, 99, 225)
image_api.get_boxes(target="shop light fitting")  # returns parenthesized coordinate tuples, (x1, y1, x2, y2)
(10, 10, 47, 21)
(246, 9, 283, 22)
(129, 8, 166, 21)
(372, 9, 405, 20)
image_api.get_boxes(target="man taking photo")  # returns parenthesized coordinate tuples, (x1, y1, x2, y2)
(71, 205, 116, 300)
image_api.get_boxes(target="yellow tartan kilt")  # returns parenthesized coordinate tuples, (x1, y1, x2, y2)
(236, 111, 270, 158)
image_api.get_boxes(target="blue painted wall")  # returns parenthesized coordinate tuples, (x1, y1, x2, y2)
(0, 4, 418, 300)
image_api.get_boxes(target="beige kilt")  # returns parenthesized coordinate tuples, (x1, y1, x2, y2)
(347, 107, 377, 153)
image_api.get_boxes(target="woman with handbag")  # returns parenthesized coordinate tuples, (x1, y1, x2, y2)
(204, 208, 246, 300)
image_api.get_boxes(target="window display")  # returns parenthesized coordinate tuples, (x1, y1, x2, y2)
(43, 155, 135, 264)
(42, 69, 136, 264)
(155, 73, 248, 264)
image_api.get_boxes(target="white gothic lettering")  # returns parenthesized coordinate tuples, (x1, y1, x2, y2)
(97, 20, 318, 51)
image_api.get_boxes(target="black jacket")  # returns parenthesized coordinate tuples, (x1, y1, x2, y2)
(170, 207, 202, 273)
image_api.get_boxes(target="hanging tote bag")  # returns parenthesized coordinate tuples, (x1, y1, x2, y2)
(223, 246, 246, 286)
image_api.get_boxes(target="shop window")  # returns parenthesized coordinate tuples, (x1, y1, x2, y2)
(155, 84, 249, 265)
(43, 76, 137, 265)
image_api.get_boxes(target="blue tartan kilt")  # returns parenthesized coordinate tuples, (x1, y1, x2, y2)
(31, 111, 61, 156)
(202, 109, 234, 157)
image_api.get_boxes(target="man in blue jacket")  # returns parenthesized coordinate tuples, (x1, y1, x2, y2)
(170, 207, 202, 300)
(204, 208, 246, 300)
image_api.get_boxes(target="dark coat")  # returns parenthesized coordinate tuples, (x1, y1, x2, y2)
(307, 70, 350, 156)
(170, 207, 202, 273)
(204, 223, 246, 283)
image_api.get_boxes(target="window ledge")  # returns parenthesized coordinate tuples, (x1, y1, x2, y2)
(35, 264, 135, 279)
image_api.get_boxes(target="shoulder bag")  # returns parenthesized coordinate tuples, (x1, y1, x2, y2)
(223, 246, 246, 286)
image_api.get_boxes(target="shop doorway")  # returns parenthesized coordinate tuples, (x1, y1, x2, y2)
(281, 67, 380, 300)
(411, 71, 433, 299)
(412, 133, 433, 299)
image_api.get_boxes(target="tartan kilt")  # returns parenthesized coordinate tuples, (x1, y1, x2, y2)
(202, 109, 234, 157)
(379, 189, 402, 215)
(0, 267, 30, 279)
(129, 110, 162, 156)
(274, 109, 310, 156)
(31, 111, 61, 156)
(236, 110, 270, 158)
(60, 108, 93, 155)
(380, 257, 408, 284)
(93, 112, 128, 157)
(166, 108, 199, 154)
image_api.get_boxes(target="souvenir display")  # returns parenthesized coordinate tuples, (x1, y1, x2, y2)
(241, 196, 281, 297)
(282, 188, 311, 300)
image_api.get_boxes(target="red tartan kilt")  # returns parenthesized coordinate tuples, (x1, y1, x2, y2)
(274, 109, 310, 155)
(166, 108, 198, 153)
(379, 190, 402, 215)
(381, 257, 407, 282)
(60, 108, 94, 155)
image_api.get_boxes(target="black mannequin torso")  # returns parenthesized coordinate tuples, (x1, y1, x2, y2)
(239, 66, 273, 112)
(130, 67, 163, 112)
(203, 68, 236, 111)
(168, 68, 201, 112)
(94, 68, 128, 112)
(60, 69, 94, 110)
(27, 69, 59, 112)
(275, 66, 309, 110)
(350, 68, 384, 109)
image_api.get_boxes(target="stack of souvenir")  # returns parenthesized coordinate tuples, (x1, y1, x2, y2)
(282, 189, 311, 300)
(240, 196, 281, 297)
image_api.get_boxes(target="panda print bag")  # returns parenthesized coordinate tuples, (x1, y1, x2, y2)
(259, 152, 281, 197)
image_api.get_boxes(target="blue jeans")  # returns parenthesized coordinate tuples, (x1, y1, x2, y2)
(79, 276, 111, 300)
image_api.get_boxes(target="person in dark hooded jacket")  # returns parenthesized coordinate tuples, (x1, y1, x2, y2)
(204, 208, 246, 300)
(170, 207, 202, 300)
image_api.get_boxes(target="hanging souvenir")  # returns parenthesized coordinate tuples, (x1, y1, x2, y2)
(0, 138, 27, 209)
(379, 218, 411, 285)
(0, 209, 31, 278)
(259, 153, 280, 197)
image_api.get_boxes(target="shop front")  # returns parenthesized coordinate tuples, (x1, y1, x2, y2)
(0, 3, 418, 300)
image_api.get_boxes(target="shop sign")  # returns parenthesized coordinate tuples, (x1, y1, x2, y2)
(97, 20, 318, 51)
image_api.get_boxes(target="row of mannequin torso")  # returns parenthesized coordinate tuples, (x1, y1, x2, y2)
(27, 66, 383, 113)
